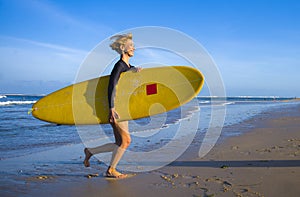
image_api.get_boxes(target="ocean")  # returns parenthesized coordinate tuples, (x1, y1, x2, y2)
(0, 94, 299, 161)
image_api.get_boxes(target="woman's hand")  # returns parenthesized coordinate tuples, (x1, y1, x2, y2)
(109, 108, 119, 123)
(135, 67, 142, 72)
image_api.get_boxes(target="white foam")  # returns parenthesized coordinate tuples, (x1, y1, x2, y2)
(199, 101, 210, 104)
(0, 100, 36, 106)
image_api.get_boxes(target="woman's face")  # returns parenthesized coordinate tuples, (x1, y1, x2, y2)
(123, 39, 135, 57)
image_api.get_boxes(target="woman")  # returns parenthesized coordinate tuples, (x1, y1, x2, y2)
(83, 33, 140, 178)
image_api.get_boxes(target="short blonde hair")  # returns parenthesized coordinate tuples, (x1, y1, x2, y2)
(110, 33, 133, 54)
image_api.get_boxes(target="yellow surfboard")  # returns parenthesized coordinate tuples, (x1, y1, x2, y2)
(32, 66, 204, 125)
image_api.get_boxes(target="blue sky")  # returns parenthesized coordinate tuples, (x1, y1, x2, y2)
(0, 0, 299, 96)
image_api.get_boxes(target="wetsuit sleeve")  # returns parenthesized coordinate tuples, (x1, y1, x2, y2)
(108, 64, 125, 109)
(108, 62, 136, 109)
(129, 65, 138, 72)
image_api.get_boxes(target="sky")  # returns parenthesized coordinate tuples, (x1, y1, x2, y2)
(0, 0, 299, 96)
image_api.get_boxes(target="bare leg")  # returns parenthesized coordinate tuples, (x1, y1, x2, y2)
(106, 121, 131, 178)
(83, 143, 116, 167)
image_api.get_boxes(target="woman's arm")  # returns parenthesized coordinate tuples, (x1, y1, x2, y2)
(108, 64, 124, 109)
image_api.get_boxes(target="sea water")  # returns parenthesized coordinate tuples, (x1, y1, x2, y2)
(0, 94, 298, 160)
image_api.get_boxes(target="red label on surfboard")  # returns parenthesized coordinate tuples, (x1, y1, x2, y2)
(146, 83, 157, 95)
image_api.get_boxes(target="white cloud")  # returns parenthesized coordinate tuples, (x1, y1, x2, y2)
(0, 36, 88, 82)
(1, 36, 87, 54)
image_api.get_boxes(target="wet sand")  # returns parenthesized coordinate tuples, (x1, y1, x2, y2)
(1, 103, 300, 197)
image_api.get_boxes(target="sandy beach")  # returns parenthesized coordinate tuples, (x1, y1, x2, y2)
(1, 102, 300, 197)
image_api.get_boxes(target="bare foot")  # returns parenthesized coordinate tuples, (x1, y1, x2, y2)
(106, 167, 127, 179)
(83, 148, 92, 167)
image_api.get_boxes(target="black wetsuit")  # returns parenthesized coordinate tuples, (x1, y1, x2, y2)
(108, 59, 136, 109)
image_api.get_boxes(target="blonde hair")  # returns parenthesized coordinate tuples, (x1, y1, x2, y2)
(110, 33, 133, 54)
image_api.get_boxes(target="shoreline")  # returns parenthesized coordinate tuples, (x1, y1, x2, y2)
(1, 102, 300, 197)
